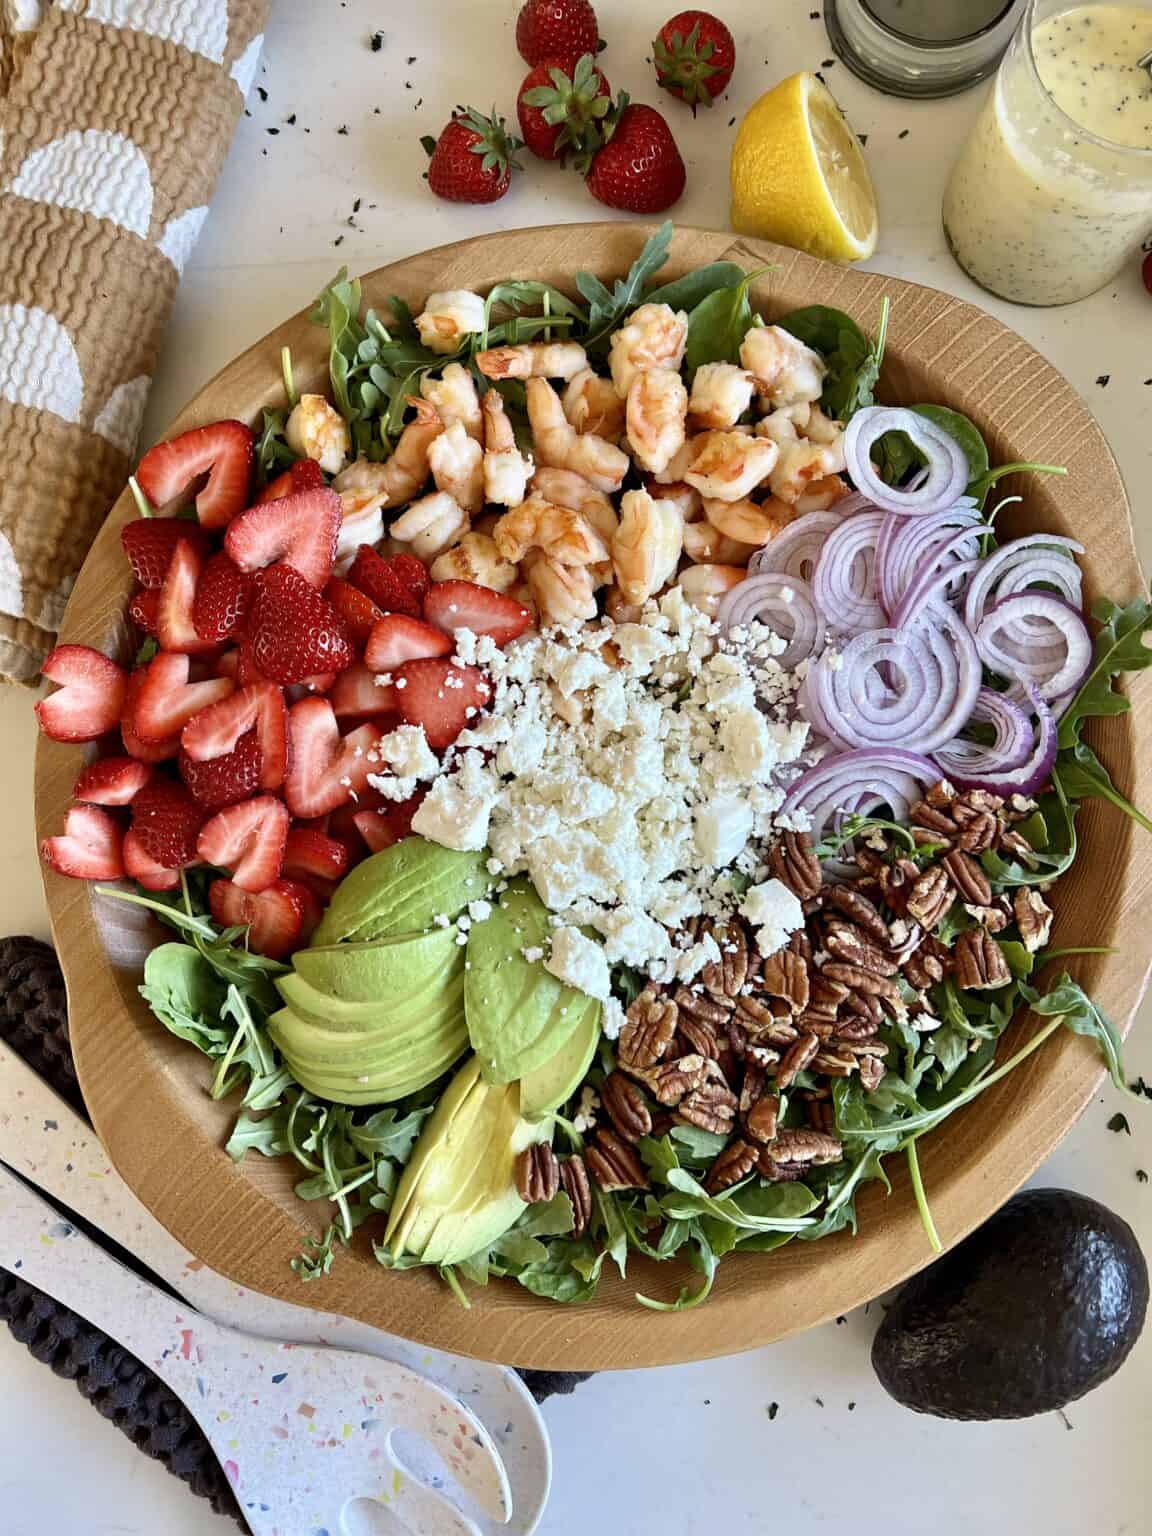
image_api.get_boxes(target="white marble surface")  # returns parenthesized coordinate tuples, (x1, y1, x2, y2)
(1, 1, 1150, 1532)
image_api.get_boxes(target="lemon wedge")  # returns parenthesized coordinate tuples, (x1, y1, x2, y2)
(731, 71, 878, 263)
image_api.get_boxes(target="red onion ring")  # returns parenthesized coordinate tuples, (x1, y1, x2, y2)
(780, 747, 941, 873)
(811, 510, 888, 635)
(931, 688, 1035, 783)
(716, 574, 825, 670)
(889, 544, 982, 629)
(934, 687, 1058, 797)
(963, 535, 1085, 633)
(749, 511, 845, 581)
(876, 502, 984, 614)
(844, 406, 971, 517)
(975, 593, 1092, 701)
(807, 602, 982, 754)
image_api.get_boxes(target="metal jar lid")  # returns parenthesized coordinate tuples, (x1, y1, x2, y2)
(824, 0, 1028, 97)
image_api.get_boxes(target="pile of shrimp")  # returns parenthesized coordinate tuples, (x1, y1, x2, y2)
(283, 289, 852, 628)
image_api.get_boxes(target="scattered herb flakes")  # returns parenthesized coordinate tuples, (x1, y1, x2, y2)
(1096, 374, 1111, 387)
(767, 1402, 780, 1420)
(286, 113, 297, 126)
(352, 197, 362, 213)
(337, 124, 350, 136)
(1130, 1076, 1152, 1099)
(822, 58, 836, 67)
(814, 70, 826, 85)
(1137, 1169, 1149, 1183)
(857, 133, 868, 146)
(1057, 1408, 1074, 1432)
(266, 127, 279, 136)
(728, 115, 736, 127)
(256, 85, 268, 102)
(407, 54, 417, 64)
(814, 1395, 825, 1407)
(835, 1314, 846, 1326)
(370, 29, 384, 51)
(1108, 1111, 1132, 1135)
(899, 128, 910, 139)
(847, 1401, 856, 1411)
(334, 235, 345, 247)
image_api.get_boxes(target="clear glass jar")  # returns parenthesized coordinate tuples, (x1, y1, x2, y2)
(943, 1, 1152, 305)
(825, 0, 1027, 98)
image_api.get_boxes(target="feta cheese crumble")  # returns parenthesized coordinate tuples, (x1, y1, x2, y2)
(740, 878, 805, 958)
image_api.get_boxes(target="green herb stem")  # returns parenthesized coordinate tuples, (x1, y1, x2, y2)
(905, 1137, 942, 1255)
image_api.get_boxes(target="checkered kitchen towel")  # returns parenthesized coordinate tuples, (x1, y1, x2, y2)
(0, 0, 269, 685)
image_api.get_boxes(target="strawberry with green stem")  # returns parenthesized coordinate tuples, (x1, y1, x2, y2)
(517, 53, 612, 162)
(422, 108, 524, 204)
(653, 10, 736, 111)
(583, 94, 687, 214)
(516, 0, 601, 68)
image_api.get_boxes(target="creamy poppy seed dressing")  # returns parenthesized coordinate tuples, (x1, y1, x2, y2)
(944, 4, 1152, 304)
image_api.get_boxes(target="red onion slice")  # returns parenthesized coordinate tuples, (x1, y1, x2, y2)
(933, 688, 1058, 797)
(844, 406, 971, 517)
(780, 747, 941, 872)
(975, 593, 1092, 701)
(877, 504, 984, 614)
(808, 602, 982, 754)
(716, 573, 825, 669)
(889, 544, 982, 628)
(963, 535, 1085, 633)
(932, 688, 1035, 783)
(812, 510, 888, 635)
(749, 510, 845, 581)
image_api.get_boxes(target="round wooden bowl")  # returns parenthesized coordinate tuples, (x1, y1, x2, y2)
(35, 224, 1152, 1370)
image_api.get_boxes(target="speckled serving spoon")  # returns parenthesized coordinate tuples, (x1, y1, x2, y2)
(0, 1043, 551, 1534)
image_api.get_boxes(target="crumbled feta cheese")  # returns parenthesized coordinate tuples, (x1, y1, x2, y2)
(467, 899, 492, 923)
(694, 795, 755, 869)
(521, 945, 545, 964)
(741, 878, 804, 958)
(601, 997, 626, 1041)
(376, 724, 439, 781)
(546, 926, 610, 1001)
(675, 931, 722, 982)
(411, 773, 496, 852)
(572, 1084, 602, 1132)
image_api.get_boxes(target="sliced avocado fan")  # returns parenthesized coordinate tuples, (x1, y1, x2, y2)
(311, 838, 493, 947)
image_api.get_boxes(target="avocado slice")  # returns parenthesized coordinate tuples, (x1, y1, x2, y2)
(288, 926, 461, 1009)
(386, 1059, 491, 1253)
(311, 838, 493, 947)
(520, 993, 601, 1120)
(465, 879, 590, 1084)
(872, 1188, 1149, 1420)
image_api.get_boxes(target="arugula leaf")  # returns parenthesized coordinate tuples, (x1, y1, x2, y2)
(478, 280, 585, 349)
(1024, 972, 1130, 1093)
(1055, 744, 1152, 835)
(139, 943, 229, 1054)
(636, 1225, 717, 1312)
(226, 1105, 291, 1160)
(578, 221, 673, 347)
(776, 301, 887, 422)
(1058, 595, 1152, 750)
(683, 267, 771, 375)
(643, 261, 749, 314)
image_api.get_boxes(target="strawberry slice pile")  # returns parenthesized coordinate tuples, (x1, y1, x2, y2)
(37, 420, 532, 957)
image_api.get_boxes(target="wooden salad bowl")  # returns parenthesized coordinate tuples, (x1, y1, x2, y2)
(34, 224, 1152, 1370)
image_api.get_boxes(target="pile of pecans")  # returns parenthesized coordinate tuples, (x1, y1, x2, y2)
(515, 781, 1055, 1213)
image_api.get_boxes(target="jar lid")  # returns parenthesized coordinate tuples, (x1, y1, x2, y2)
(824, 0, 1028, 98)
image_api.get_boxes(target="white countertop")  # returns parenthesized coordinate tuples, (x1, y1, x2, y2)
(1, 2, 1150, 1532)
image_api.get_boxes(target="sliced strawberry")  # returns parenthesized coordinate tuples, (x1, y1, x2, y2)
(209, 876, 308, 959)
(324, 801, 370, 867)
(282, 826, 350, 884)
(393, 658, 492, 750)
(128, 588, 160, 636)
(424, 579, 533, 645)
(181, 683, 287, 790)
(136, 420, 255, 530)
(330, 661, 399, 721)
(74, 755, 152, 806)
(215, 648, 241, 680)
(197, 795, 289, 892)
(36, 646, 128, 743)
(284, 698, 382, 818)
(224, 486, 342, 590)
(299, 672, 338, 695)
(364, 613, 454, 673)
(131, 652, 234, 743)
(247, 566, 353, 685)
(347, 546, 428, 618)
(157, 540, 217, 655)
(130, 778, 207, 868)
(297, 883, 324, 942)
(325, 577, 385, 648)
(352, 808, 398, 853)
(120, 518, 211, 589)
(122, 828, 181, 891)
(383, 791, 425, 842)
(192, 552, 255, 644)
(257, 458, 326, 503)
(237, 634, 273, 687)
(41, 804, 125, 881)
(179, 733, 262, 808)
(120, 671, 181, 762)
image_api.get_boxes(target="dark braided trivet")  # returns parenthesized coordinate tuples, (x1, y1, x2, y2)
(0, 935, 589, 1529)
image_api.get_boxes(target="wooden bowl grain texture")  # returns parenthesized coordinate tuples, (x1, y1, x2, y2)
(35, 224, 1152, 1370)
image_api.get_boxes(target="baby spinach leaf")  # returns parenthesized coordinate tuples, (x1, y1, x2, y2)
(874, 404, 991, 489)
(683, 267, 771, 375)
(515, 1239, 601, 1303)
(578, 221, 673, 346)
(776, 300, 887, 422)
(644, 260, 748, 314)
(139, 943, 229, 1055)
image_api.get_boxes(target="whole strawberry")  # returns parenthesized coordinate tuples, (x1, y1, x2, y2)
(422, 108, 524, 204)
(653, 11, 736, 110)
(516, 0, 600, 68)
(518, 53, 611, 162)
(585, 97, 686, 214)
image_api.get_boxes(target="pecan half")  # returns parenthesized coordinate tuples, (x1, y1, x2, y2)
(812, 1046, 858, 1077)
(585, 1129, 649, 1191)
(745, 1093, 781, 1144)
(1013, 887, 1054, 953)
(700, 918, 750, 1000)
(705, 1139, 758, 1194)
(906, 865, 956, 928)
(925, 780, 957, 809)
(788, 927, 814, 967)
(677, 1013, 721, 1060)
(600, 1072, 652, 1144)
(774, 1030, 821, 1089)
(834, 1013, 881, 1043)
(736, 995, 800, 1047)
(760, 948, 811, 1014)
(768, 830, 822, 900)
(824, 884, 890, 945)
(902, 933, 952, 991)
(675, 1074, 738, 1135)
(823, 920, 899, 977)
(806, 1097, 836, 1132)
(559, 1155, 592, 1237)
(643, 1053, 710, 1105)
(858, 1053, 887, 1092)
(515, 1144, 560, 1204)
(758, 1150, 804, 1181)
(673, 985, 732, 1028)
(821, 962, 904, 1011)
(965, 902, 1010, 933)
(879, 856, 920, 914)
(910, 800, 958, 839)
(942, 848, 993, 906)
(951, 795, 1001, 853)
(618, 988, 678, 1071)
(953, 929, 1013, 991)
(771, 1127, 844, 1166)
(843, 987, 884, 1024)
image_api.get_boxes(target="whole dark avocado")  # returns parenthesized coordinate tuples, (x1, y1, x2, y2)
(872, 1188, 1148, 1420)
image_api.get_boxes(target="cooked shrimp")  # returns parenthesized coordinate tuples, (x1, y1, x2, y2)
(703, 495, 795, 547)
(648, 479, 703, 523)
(804, 404, 845, 446)
(493, 495, 610, 567)
(608, 302, 689, 396)
(611, 488, 684, 605)
(481, 389, 533, 508)
(428, 419, 484, 515)
(376, 397, 443, 506)
(331, 459, 388, 570)
(389, 490, 469, 560)
(603, 585, 645, 625)
(683, 430, 779, 503)
(676, 563, 747, 616)
(475, 341, 588, 380)
(429, 531, 518, 592)
(757, 407, 847, 503)
(795, 475, 851, 514)
(740, 324, 827, 409)
(688, 362, 756, 431)
(563, 369, 626, 443)
(626, 367, 688, 476)
(525, 378, 629, 493)
(530, 468, 618, 545)
(415, 289, 487, 355)
(653, 438, 699, 485)
(285, 394, 350, 475)
(421, 362, 483, 442)
(525, 554, 598, 629)
(682, 520, 757, 566)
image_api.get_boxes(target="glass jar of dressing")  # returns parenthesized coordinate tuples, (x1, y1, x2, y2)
(943, 0, 1152, 304)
